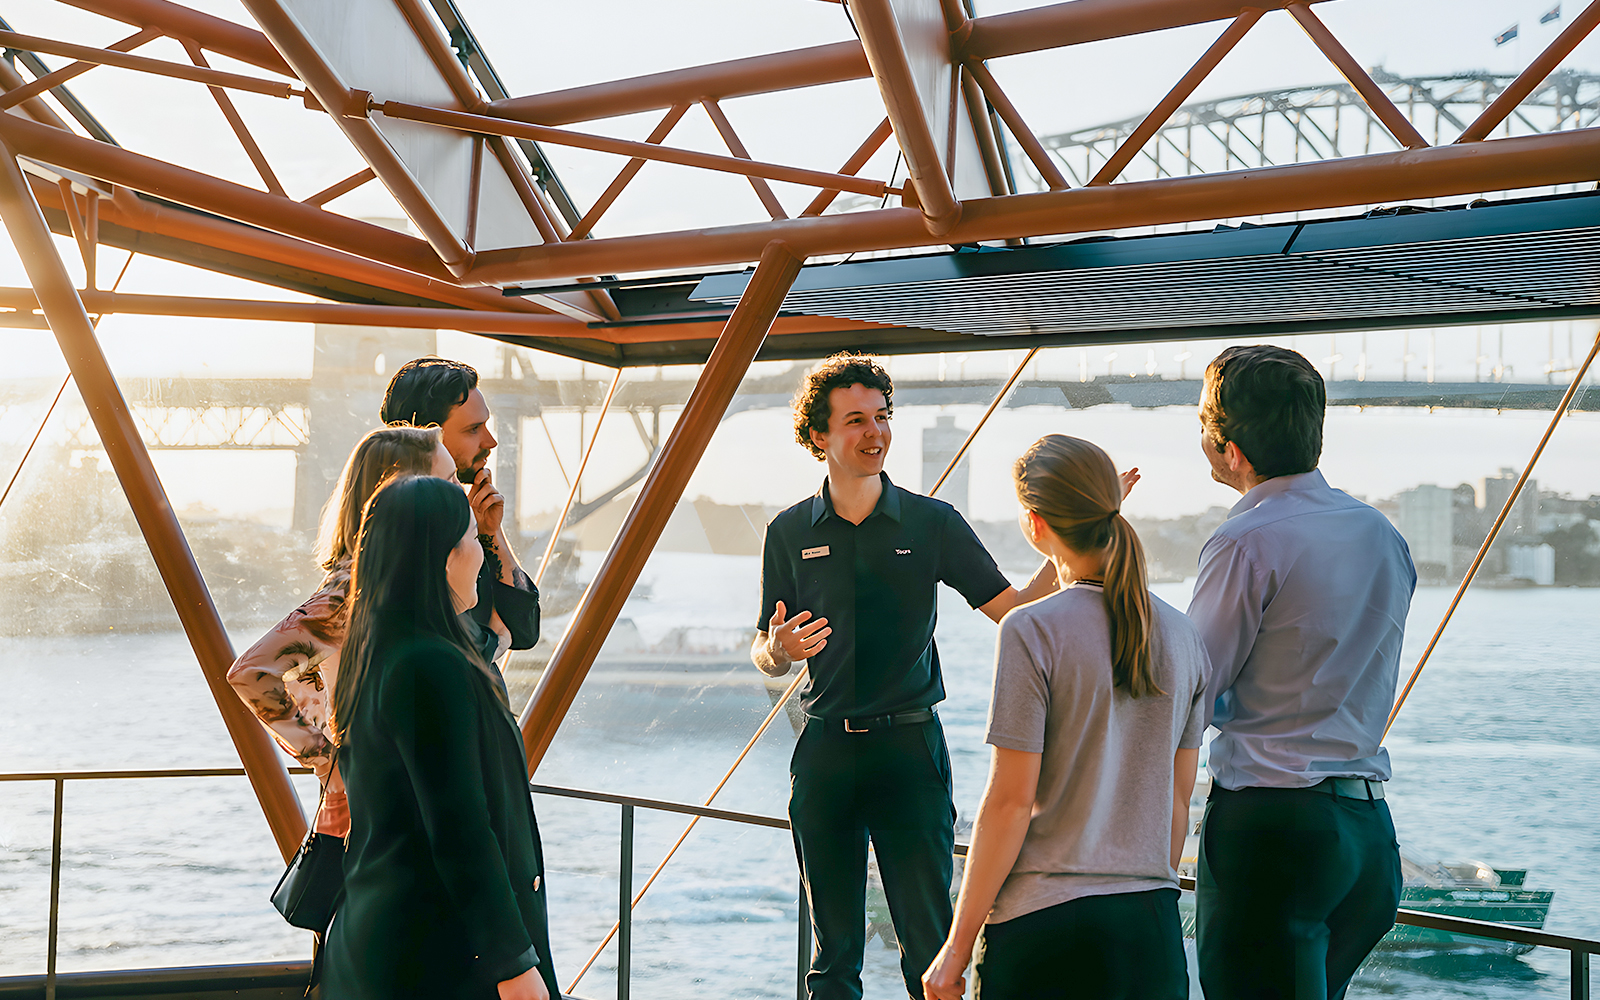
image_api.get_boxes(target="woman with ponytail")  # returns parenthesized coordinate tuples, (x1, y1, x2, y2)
(323, 475, 556, 1000)
(923, 435, 1210, 1000)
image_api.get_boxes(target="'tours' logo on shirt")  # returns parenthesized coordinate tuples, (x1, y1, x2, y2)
(895, 548, 912, 555)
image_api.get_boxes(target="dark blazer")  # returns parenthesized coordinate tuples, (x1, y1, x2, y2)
(323, 631, 556, 1000)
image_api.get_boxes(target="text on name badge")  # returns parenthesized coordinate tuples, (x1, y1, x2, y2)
(801, 545, 830, 560)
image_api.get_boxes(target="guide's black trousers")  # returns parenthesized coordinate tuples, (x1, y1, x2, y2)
(1196, 783, 1401, 1000)
(789, 716, 955, 1000)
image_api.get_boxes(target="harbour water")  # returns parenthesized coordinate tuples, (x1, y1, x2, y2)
(2, 550, 1598, 999)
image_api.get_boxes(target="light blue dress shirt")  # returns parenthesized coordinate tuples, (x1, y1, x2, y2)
(1189, 469, 1417, 790)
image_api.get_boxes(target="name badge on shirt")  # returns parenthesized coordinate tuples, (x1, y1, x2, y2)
(801, 545, 830, 560)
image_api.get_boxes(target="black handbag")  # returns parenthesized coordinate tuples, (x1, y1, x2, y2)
(271, 771, 346, 933)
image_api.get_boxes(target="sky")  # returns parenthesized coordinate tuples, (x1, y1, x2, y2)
(0, 0, 1597, 527)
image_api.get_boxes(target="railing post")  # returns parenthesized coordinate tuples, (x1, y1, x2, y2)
(1575, 948, 1591, 1000)
(46, 777, 62, 1000)
(797, 875, 811, 1000)
(618, 803, 633, 1000)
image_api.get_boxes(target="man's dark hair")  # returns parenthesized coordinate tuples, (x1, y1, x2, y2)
(381, 357, 479, 428)
(1199, 345, 1325, 479)
(793, 353, 893, 460)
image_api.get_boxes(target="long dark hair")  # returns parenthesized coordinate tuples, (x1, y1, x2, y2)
(329, 474, 494, 744)
(1013, 435, 1159, 698)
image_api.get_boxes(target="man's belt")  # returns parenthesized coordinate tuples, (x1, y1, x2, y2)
(810, 709, 936, 733)
(1309, 777, 1385, 800)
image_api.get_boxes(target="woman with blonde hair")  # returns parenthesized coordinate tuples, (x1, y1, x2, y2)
(924, 435, 1210, 1000)
(228, 425, 452, 837)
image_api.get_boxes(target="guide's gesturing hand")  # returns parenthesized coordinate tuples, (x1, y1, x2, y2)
(768, 600, 830, 663)
(1119, 466, 1141, 499)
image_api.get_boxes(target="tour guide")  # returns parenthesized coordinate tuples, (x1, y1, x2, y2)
(753, 353, 1060, 1000)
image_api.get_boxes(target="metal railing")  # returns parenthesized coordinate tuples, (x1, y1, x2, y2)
(0, 766, 314, 1000)
(3, 768, 1596, 1000)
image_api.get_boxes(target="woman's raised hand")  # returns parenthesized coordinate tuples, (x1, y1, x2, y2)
(497, 967, 549, 1000)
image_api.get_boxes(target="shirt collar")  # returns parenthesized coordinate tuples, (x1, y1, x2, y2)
(812, 472, 901, 526)
(1228, 468, 1330, 519)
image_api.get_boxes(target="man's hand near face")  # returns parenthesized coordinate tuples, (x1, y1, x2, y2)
(467, 467, 518, 585)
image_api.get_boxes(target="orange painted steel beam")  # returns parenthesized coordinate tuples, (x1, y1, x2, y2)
(237, 0, 472, 277)
(468, 126, 1600, 284)
(490, 41, 871, 127)
(802, 116, 896, 216)
(376, 100, 898, 201)
(303, 167, 375, 208)
(0, 29, 297, 100)
(962, 0, 1332, 59)
(0, 59, 77, 131)
(0, 286, 893, 345)
(519, 240, 806, 774)
(57, 0, 294, 77)
(847, 0, 962, 234)
(23, 174, 546, 323)
(1286, 3, 1428, 150)
(965, 58, 1069, 191)
(0, 26, 162, 112)
(0, 286, 585, 334)
(1457, 0, 1600, 142)
(0, 110, 453, 282)
(569, 103, 691, 240)
(0, 142, 308, 862)
(58, 179, 96, 280)
(184, 41, 286, 197)
(25, 178, 551, 316)
(702, 99, 788, 220)
(960, 68, 1011, 198)
(1089, 8, 1263, 185)
(490, 1, 1335, 128)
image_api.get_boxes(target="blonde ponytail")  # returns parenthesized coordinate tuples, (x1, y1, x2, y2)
(1013, 435, 1159, 697)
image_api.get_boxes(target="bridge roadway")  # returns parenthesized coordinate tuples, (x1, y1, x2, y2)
(3, 367, 1589, 534)
(2, 370, 1589, 429)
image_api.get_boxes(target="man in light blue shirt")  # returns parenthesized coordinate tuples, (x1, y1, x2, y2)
(1188, 345, 1416, 1000)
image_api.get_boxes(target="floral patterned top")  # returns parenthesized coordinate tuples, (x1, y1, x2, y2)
(231, 554, 526, 835)
(229, 562, 350, 833)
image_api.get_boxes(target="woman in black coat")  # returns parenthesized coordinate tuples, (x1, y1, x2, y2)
(325, 474, 557, 1000)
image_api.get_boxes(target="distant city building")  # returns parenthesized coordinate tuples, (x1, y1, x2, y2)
(922, 414, 970, 516)
(1480, 467, 1541, 544)
(1397, 485, 1456, 580)
(1508, 544, 1556, 586)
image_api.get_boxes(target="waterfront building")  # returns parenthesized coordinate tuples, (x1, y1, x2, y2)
(1397, 485, 1456, 581)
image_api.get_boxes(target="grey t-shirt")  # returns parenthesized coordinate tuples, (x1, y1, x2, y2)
(985, 583, 1210, 924)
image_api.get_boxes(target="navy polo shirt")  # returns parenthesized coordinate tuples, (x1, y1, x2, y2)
(758, 473, 1011, 720)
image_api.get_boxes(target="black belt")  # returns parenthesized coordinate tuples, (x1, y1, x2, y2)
(1214, 777, 1385, 800)
(809, 709, 936, 733)
(1311, 777, 1385, 800)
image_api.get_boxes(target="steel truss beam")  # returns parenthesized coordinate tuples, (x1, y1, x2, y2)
(1041, 72, 1600, 187)
(468, 127, 1600, 284)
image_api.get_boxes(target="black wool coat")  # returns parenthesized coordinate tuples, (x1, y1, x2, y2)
(323, 632, 556, 1000)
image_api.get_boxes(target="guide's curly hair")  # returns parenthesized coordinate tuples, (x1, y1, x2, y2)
(792, 352, 894, 460)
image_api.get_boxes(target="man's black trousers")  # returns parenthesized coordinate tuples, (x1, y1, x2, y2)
(1196, 784, 1401, 1000)
(789, 716, 955, 1000)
